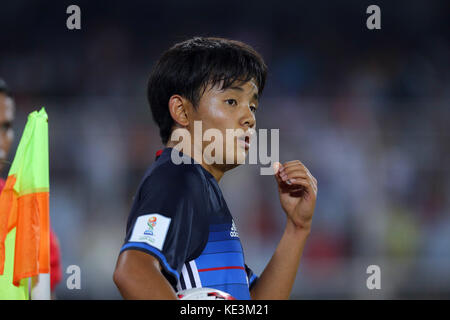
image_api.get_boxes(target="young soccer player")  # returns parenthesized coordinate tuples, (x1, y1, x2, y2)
(113, 37, 317, 300)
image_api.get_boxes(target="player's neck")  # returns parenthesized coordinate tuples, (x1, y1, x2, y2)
(199, 162, 224, 182)
(165, 143, 225, 182)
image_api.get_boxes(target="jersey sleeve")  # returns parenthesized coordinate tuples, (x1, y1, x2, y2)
(120, 167, 209, 287)
(245, 264, 259, 290)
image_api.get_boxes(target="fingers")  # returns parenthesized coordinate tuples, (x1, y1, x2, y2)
(280, 161, 317, 182)
(280, 160, 311, 177)
(284, 177, 317, 196)
(277, 160, 318, 195)
(280, 169, 308, 180)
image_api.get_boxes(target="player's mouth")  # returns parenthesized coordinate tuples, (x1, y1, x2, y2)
(238, 134, 251, 151)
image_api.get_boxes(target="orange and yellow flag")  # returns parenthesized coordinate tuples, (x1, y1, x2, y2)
(0, 108, 49, 296)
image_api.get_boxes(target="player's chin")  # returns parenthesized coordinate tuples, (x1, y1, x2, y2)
(234, 146, 248, 164)
(220, 152, 247, 170)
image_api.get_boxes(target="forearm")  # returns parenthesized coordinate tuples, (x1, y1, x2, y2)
(250, 221, 310, 300)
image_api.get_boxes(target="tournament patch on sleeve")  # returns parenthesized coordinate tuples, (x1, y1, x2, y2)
(129, 214, 171, 250)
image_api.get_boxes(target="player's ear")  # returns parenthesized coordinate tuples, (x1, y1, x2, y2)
(168, 94, 190, 127)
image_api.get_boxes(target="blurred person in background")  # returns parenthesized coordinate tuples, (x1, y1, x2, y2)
(0, 79, 14, 174)
(0, 78, 62, 299)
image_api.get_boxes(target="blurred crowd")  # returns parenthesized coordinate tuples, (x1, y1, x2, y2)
(0, 0, 448, 299)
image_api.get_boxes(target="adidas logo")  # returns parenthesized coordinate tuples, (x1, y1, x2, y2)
(230, 220, 239, 238)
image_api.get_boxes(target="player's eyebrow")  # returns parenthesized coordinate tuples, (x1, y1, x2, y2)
(227, 86, 259, 102)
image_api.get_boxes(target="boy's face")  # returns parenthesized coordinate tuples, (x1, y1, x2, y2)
(190, 79, 259, 169)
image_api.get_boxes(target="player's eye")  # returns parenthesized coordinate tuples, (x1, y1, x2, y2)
(225, 99, 238, 106)
(250, 106, 257, 113)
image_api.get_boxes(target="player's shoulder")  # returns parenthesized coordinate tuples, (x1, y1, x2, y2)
(140, 148, 209, 197)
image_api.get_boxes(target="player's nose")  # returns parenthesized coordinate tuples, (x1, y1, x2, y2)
(241, 105, 256, 129)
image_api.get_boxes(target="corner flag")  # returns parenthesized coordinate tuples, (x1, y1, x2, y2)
(0, 108, 49, 299)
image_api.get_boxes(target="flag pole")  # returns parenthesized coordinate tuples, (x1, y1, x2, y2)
(31, 273, 50, 300)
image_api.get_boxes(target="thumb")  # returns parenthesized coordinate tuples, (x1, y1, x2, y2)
(273, 162, 283, 186)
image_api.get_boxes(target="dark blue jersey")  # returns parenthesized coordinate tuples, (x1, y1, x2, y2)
(120, 148, 257, 300)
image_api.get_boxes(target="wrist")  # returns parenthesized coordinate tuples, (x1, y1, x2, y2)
(285, 218, 311, 238)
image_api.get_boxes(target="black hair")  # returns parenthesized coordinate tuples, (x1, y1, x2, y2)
(147, 37, 268, 144)
(0, 78, 11, 97)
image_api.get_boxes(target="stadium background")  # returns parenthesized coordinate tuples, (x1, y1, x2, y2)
(0, 0, 448, 299)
